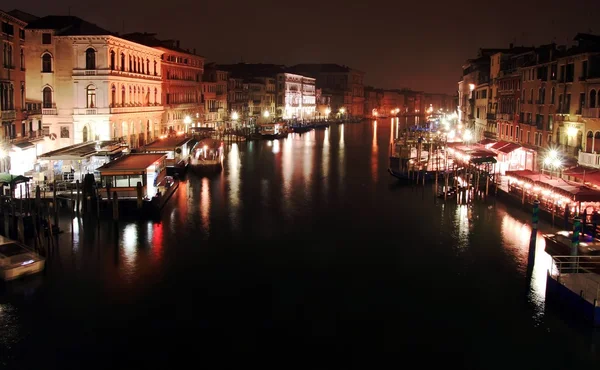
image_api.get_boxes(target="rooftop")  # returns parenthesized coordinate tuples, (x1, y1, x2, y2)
(25, 15, 113, 36)
(97, 153, 165, 173)
(142, 136, 192, 151)
(121, 32, 202, 56)
(5, 9, 38, 24)
(38, 140, 125, 160)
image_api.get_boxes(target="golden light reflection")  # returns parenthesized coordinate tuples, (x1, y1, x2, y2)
(282, 137, 293, 209)
(390, 118, 394, 145)
(200, 177, 210, 231)
(500, 213, 554, 310)
(272, 139, 280, 154)
(322, 128, 330, 193)
(227, 143, 241, 231)
(122, 224, 138, 270)
(372, 121, 378, 182)
(454, 205, 470, 247)
(303, 131, 314, 191)
(340, 124, 345, 148)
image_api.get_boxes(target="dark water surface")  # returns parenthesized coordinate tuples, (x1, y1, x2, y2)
(1, 119, 600, 367)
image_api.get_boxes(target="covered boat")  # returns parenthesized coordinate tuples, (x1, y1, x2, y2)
(189, 138, 224, 173)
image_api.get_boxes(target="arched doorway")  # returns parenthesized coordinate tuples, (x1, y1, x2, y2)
(82, 126, 88, 142)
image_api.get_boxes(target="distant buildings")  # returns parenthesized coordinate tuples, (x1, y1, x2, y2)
(276, 72, 316, 120)
(287, 64, 365, 117)
(202, 63, 228, 127)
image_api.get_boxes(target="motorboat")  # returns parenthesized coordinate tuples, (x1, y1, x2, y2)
(0, 235, 45, 281)
(189, 138, 224, 173)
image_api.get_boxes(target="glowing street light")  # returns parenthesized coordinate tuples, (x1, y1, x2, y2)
(325, 108, 331, 116)
(339, 107, 345, 114)
(448, 130, 456, 140)
(463, 129, 473, 143)
(263, 110, 270, 118)
(231, 111, 239, 121)
(183, 115, 192, 133)
(469, 83, 475, 91)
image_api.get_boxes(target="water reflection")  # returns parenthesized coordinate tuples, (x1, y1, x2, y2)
(454, 205, 470, 249)
(303, 132, 313, 194)
(372, 120, 378, 183)
(200, 177, 210, 233)
(500, 212, 554, 318)
(282, 137, 293, 212)
(322, 128, 329, 194)
(272, 139, 280, 154)
(228, 143, 241, 232)
(122, 223, 138, 272)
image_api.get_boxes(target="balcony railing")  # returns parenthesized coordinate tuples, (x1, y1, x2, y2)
(498, 113, 514, 121)
(110, 105, 164, 114)
(579, 151, 600, 169)
(72, 69, 162, 81)
(42, 108, 58, 115)
(582, 107, 600, 118)
(486, 113, 496, 120)
(1, 110, 16, 120)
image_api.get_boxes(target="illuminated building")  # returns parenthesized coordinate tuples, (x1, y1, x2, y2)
(203, 64, 228, 128)
(23, 15, 164, 153)
(276, 72, 315, 120)
(0, 10, 41, 174)
(287, 64, 365, 117)
(122, 33, 204, 134)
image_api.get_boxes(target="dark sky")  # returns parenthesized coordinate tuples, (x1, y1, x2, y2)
(4, 0, 599, 94)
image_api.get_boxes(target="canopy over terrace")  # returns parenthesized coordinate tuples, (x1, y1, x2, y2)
(37, 141, 126, 182)
(506, 170, 600, 204)
(448, 144, 497, 164)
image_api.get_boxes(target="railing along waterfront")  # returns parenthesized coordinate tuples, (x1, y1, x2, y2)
(549, 255, 600, 305)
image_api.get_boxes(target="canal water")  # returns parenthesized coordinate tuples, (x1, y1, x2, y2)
(1, 118, 599, 367)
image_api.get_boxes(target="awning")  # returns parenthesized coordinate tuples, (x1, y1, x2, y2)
(0, 174, 31, 186)
(13, 141, 34, 150)
(496, 142, 521, 154)
(490, 141, 511, 150)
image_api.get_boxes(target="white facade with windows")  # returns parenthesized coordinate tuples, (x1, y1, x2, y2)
(25, 27, 164, 153)
(276, 73, 316, 120)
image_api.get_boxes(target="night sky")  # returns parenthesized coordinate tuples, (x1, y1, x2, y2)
(3, 0, 599, 94)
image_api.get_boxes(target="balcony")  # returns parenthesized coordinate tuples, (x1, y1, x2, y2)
(42, 108, 57, 115)
(109, 105, 164, 114)
(579, 151, 600, 169)
(498, 113, 514, 121)
(72, 69, 162, 81)
(486, 113, 496, 120)
(11, 130, 44, 143)
(582, 108, 600, 118)
(1, 110, 16, 120)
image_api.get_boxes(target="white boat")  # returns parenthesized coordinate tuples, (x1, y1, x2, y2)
(0, 236, 45, 281)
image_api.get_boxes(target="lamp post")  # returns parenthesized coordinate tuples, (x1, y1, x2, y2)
(543, 149, 562, 179)
(463, 129, 473, 146)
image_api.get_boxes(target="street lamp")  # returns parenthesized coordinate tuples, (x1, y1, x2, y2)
(325, 107, 331, 116)
(231, 111, 239, 121)
(463, 129, 473, 144)
(543, 149, 562, 179)
(263, 110, 270, 119)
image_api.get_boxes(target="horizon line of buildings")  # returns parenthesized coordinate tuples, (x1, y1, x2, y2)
(458, 33, 600, 173)
(0, 7, 454, 179)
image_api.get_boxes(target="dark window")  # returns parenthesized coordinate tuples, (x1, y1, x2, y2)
(42, 53, 52, 72)
(19, 48, 24, 70)
(86, 85, 96, 108)
(19, 28, 24, 40)
(110, 50, 115, 70)
(41, 33, 51, 44)
(85, 48, 96, 70)
(42, 87, 52, 108)
(120, 53, 125, 71)
(591, 90, 597, 108)
(1, 22, 14, 36)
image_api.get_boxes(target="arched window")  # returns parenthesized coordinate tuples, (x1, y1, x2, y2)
(137, 57, 141, 73)
(146, 59, 150, 75)
(529, 89, 533, 103)
(153, 60, 157, 76)
(141, 59, 145, 74)
(111, 85, 116, 107)
(129, 55, 132, 71)
(129, 86, 132, 104)
(154, 88, 158, 104)
(110, 50, 116, 70)
(587, 131, 594, 153)
(20, 48, 24, 70)
(42, 53, 52, 72)
(121, 86, 126, 105)
(86, 85, 96, 108)
(551, 87, 556, 104)
(85, 48, 96, 70)
(42, 86, 52, 108)
(145, 87, 150, 105)
(3, 44, 12, 68)
(120, 53, 125, 71)
(590, 90, 597, 108)
(82, 126, 88, 142)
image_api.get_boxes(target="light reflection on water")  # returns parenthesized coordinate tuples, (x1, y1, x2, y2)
(228, 143, 241, 232)
(372, 121, 378, 183)
(322, 128, 329, 194)
(200, 177, 210, 233)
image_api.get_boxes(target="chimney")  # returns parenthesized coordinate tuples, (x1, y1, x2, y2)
(176, 40, 180, 48)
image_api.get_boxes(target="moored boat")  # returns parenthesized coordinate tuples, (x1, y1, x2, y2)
(543, 231, 600, 256)
(0, 236, 45, 281)
(189, 138, 224, 173)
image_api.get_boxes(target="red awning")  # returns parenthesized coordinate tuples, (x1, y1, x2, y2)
(478, 138, 497, 146)
(496, 142, 521, 154)
(490, 141, 511, 150)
